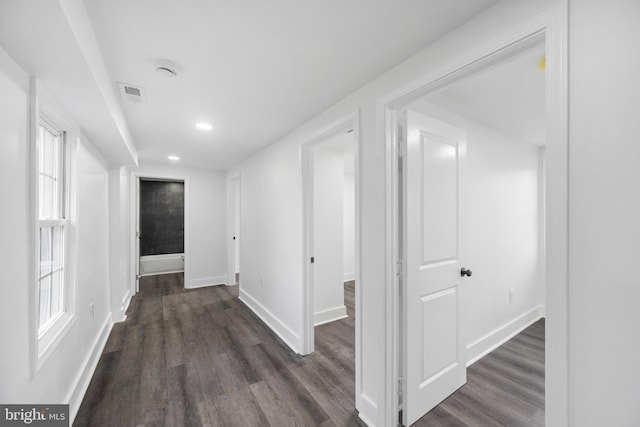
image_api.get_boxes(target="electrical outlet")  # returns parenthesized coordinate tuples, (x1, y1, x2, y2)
(90, 303, 95, 319)
(508, 289, 514, 303)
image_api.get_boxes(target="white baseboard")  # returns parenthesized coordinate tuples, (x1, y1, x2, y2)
(187, 275, 227, 289)
(314, 305, 348, 326)
(357, 393, 378, 427)
(67, 315, 113, 424)
(466, 305, 545, 366)
(344, 272, 355, 282)
(112, 289, 131, 323)
(238, 288, 300, 353)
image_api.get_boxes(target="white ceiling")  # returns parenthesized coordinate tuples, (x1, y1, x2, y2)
(81, 0, 500, 169)
(0, 0, 503, 169)
(426, 44, 546, 145)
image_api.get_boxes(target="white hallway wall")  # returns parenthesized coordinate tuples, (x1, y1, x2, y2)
(569, 0, 640, 425)
(227, 0, 561, 423)
(0, 46, 112, 418)
(414, 101, 545, 361)
(128, 163, 228, 289)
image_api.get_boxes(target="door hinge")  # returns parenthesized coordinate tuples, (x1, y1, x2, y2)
(397, 123, 406, 157)
(397, 139, 405, 158)
(396, 259, 404, 276)
(398, 377, 404, 399)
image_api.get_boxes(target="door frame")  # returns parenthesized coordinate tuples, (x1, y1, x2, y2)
(379, 4, 568, 426)
(300, 109, 362, 403)
(130, 172, 190, 295)
(226, 172, 241, 287)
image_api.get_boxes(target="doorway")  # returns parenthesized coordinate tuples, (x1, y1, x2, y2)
(227, 174, 241, 286)
(131, 173, 190, 295)
(382, 10, 569, 425)
(401, 41, 547, 425)
(138, 179, 185, 276)
(310, 131, 354, 326)
(301, 113, 362, 411)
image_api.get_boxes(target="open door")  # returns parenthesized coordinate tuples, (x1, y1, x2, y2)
(402, 109, 469, 425)
(233, 178, 240, 284)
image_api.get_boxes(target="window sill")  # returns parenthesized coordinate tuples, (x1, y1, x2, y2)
(35, 311, 76, 373)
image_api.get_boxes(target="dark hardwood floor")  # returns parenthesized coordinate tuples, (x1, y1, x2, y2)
(74, 274, 363, 426)
(412, 319, 545, 427)
(74, 274, 544, 426)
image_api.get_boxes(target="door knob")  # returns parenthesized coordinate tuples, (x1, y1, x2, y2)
(460, 267, 472, 277)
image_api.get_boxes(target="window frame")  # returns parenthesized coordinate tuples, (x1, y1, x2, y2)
(33, 102, 77, 372)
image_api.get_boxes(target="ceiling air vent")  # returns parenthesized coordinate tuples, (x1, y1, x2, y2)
(118, 82, 146, 103)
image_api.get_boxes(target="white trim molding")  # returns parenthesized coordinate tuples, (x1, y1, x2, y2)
(187, 275, 227, 289)
(314, 305, 347, 326)
(466, 306, 545, 366)
(67, 315, 113, 425)
(239, 288, 300, 353)
(358, 394, 378, 427)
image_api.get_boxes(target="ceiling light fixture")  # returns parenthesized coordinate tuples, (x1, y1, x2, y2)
(195, 122, 213, 131)
(156, 66, 177, 77)
(168, 155, 180, 161)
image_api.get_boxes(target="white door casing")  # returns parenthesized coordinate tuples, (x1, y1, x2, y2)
(135, 177, 141, 293)
(402, 109, 468, 425)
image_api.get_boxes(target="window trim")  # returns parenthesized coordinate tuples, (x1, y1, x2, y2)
(32, 89, 78, 373)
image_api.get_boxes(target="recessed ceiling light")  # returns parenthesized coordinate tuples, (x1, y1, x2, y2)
(168, 155, 180, 161)
(195, 122, 213, 131)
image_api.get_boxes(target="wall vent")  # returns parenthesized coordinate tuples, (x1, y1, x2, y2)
(118, 82, 146, 103)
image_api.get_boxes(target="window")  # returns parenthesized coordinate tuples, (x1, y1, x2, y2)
(36, 118, 73, 363)
(38, 121, 67, 331)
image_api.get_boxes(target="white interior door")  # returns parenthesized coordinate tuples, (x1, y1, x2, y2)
(402, 109, 468, 425)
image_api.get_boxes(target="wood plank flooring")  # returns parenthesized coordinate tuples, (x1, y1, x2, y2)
(74, 274, 544, 426)
(74, 274, 363, 427)
(411, 318, 545, 427)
